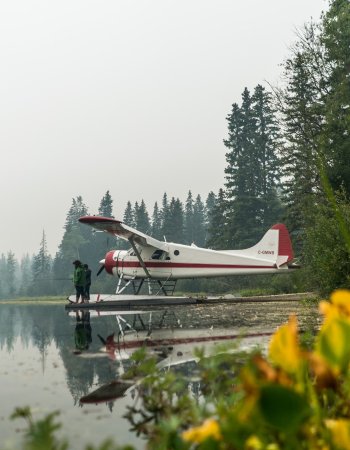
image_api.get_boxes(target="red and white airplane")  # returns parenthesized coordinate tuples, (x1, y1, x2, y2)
(79, 216, 296, 295)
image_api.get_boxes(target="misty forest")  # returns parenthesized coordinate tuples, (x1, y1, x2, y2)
(2, 1, 350, 299)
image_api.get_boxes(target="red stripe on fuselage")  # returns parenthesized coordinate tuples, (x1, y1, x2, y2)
(108, 330, 274, 350)
(119, 261, 276, 269)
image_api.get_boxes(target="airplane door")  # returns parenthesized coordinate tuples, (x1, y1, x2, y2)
(148, 246, 172, 280)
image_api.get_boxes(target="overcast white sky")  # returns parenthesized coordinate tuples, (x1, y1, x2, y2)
(1, 0, 327, 257)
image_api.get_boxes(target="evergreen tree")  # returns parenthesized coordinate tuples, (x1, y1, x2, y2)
(19, 254, 32, 296)
(32, 231, 51, 280)
(151, 202, 162, 239)
(168, 197, 184, 243)
(91, 190, 116, 261)
(224, 86, 283, 248)
(123, 201, 135, 227)
(6, 252, 17, 297)
(116, 200, 135, 250)
(161, 193, 172, 241)
(251, 84, 283, 228)
(206, 189, 228, 249)
(30, 231, 53, 296)
(98, 190, 114, 217)
(205, 191, 217, 245)
(134, 199, 150, 233)
(193, 194, 206, 247)
(321, 0, 350, 194)
(279, 23, 326, 239)
(64, 196, 89, 233)
(52, 196, 90, 294)
(0, 253, 6, 297)
(184, 191, 195, 244)
(205, 191, 216, 226)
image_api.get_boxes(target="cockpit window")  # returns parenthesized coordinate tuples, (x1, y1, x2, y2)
(151, 250, 169, 260)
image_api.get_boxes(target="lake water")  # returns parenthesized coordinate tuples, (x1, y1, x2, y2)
(0, 300, 319, 449)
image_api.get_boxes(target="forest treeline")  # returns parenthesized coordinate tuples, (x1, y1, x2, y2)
(1, 0, 350, 298)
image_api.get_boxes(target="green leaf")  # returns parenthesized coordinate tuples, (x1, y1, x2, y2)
(258, 384, 310, 432)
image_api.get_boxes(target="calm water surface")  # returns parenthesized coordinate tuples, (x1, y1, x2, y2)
(0, 301, 319, 449)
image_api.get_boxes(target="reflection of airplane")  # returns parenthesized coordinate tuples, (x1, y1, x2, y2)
(72, 309, 272, 370)
(79, 216, 296, 295)
(77, 309, 273, 405)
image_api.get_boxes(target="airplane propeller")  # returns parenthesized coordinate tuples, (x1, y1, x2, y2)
(96, 259, 106, 276)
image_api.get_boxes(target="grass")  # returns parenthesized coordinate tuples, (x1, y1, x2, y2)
(0, 296, 68, 304)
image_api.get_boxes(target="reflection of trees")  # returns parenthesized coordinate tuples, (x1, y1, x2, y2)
(0, 303, 316, 409)
(0, 305, 123, 404)
(0, 306, 17, 352)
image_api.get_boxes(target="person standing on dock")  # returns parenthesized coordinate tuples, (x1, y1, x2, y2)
(83, 263, 92, 301)
(72, 260, 86, 303)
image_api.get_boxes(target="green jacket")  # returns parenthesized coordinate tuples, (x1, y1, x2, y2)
(73, 265, 86, 286)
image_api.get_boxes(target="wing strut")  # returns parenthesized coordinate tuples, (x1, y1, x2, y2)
(128, 237, 151, 279)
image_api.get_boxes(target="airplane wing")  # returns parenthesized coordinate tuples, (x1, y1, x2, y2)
(79, 216, 168, 251)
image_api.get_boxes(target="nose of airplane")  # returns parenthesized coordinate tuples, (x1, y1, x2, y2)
(104, 250, 117, 274)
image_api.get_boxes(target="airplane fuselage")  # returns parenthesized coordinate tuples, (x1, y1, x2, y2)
(104, 242, 288, 280)
(79, 216, 295, 284)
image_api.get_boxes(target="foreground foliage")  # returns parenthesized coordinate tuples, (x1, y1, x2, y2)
(10, 289, 350, 449)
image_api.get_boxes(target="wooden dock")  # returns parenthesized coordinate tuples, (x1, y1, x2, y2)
(65, 292, 316, 310)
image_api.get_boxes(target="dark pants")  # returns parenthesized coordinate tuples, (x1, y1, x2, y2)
(85, 284, 91, 300)
(75, 285, 85, 301)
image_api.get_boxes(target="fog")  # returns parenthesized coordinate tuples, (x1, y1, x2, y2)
(0, 0, 326, 256)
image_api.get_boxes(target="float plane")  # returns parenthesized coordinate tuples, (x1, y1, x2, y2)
(79, 216, 296, 296)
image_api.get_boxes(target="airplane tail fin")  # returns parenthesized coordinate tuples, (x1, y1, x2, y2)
(249, 223, 294, 267)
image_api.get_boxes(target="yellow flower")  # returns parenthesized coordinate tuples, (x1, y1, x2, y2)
(245, 435, 263, 449)
(325, 419, 350, 450)
(320, 290, 350, 324)
(316, 316, 350, 372)
(269, 315, 302, 374)
(182, 418, 222, 444)
(266, 445, 280, 450)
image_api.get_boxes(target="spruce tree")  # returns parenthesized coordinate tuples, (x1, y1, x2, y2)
(52, 196, 91, 294)
(224, 86, 283, 248)
(0, 254, 6, 297)
(193, 194, 206, 247)
(151, 202, 162, 239)
(135, 199, 150, 233)
(98, 190, 114, 217)
(252, 84, 283, 228)
(321, 0, 350, 194)
(30, 231, 53, 295)
(118, 201, 135, 249)
(184, 190, 194, 244)
(206, 189, 228, 249)
(161, 193, 172, 241)
(279, 26, 326, 238)
(123, 201, 135, 227)
(19, 254, 32, 296)
(168, 197, 184, 243)
(224, 88, 261, 248)
(6, 252, 17, 297)
(205, 191, 216, 225)
(205, 191, 217, 245)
